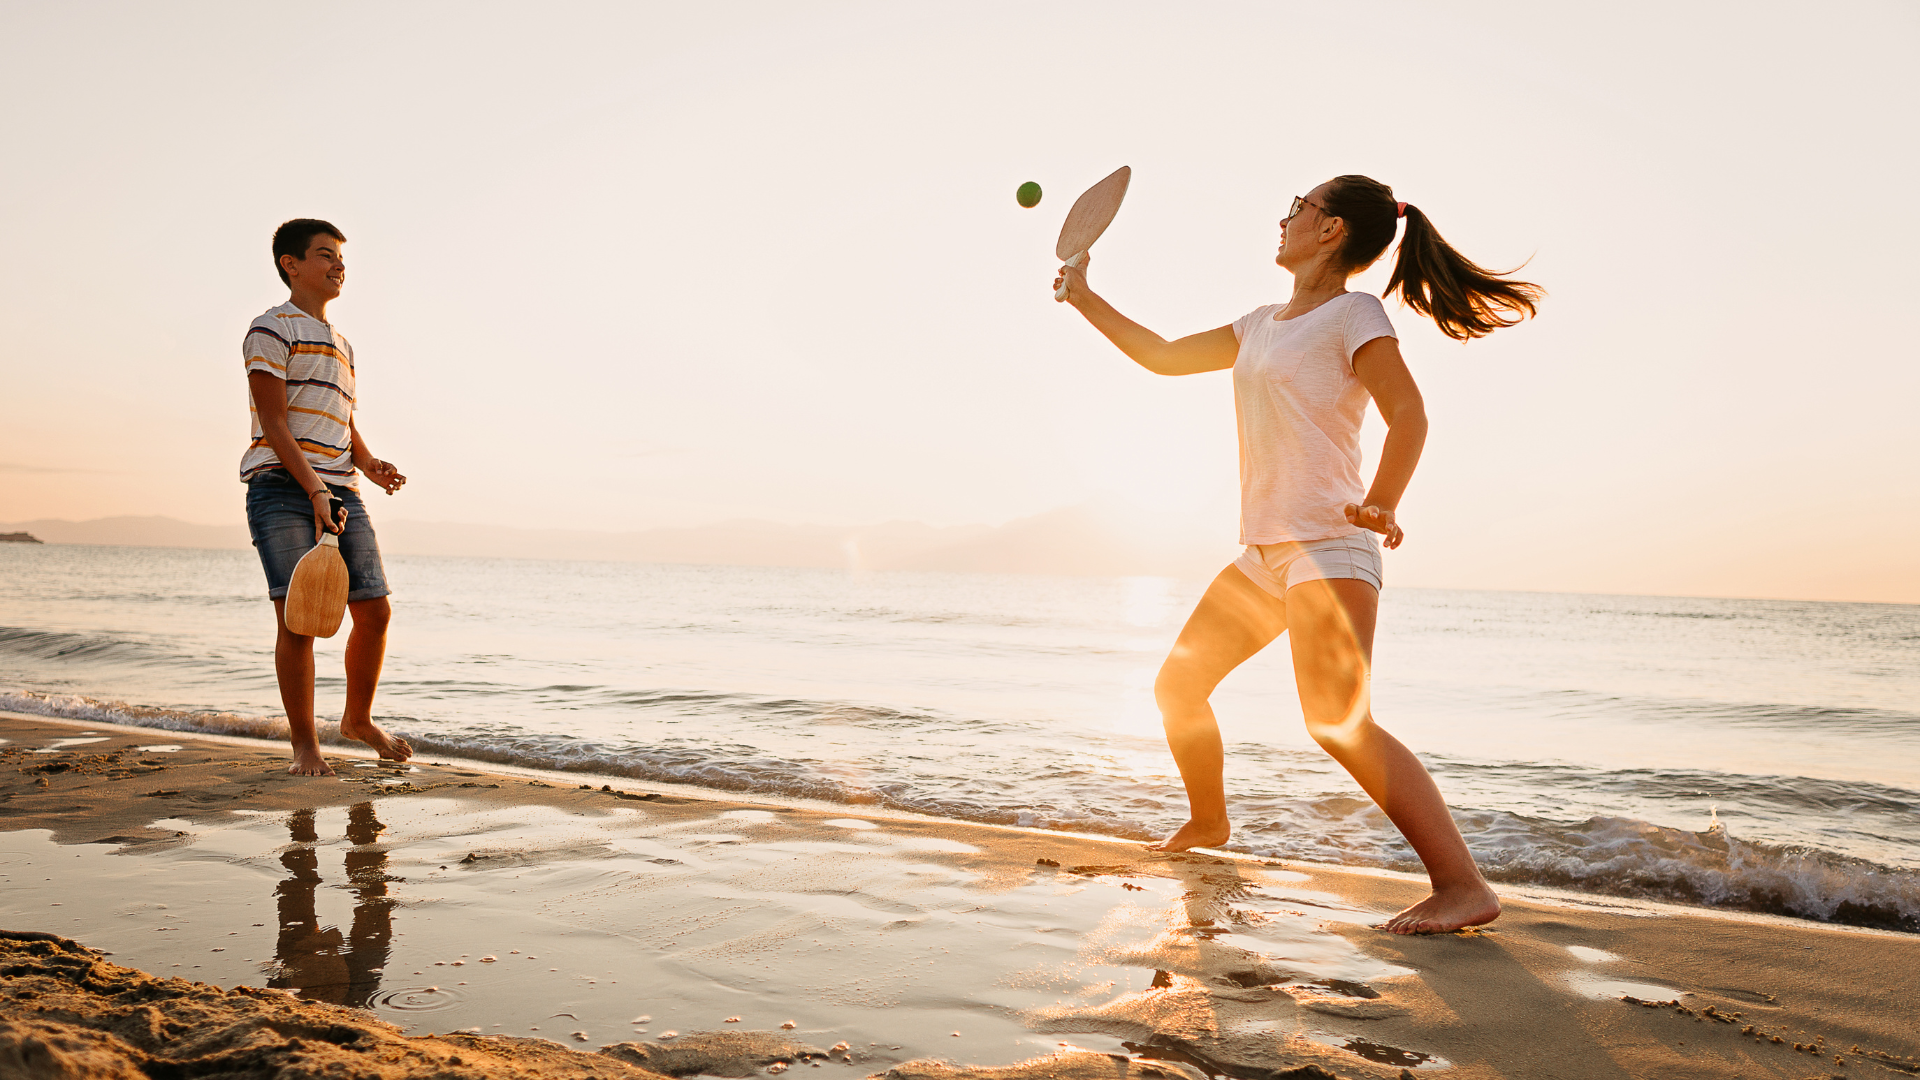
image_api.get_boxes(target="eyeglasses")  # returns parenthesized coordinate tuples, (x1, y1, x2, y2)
(1285, 195, 1330, 223)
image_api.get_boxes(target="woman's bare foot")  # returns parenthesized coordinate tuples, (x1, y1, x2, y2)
(288, 742, 335, 776)
(1147, 818, 1231, 853)
(1381, 880, 1501, 934)
(340, 717, 414, 763)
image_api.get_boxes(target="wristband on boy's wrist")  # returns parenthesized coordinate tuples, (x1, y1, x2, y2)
(307, 486, 331, 500)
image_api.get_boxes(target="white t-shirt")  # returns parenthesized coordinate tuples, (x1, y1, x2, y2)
(1230, 292, 1397, 544)
(239, 302, 358, 489)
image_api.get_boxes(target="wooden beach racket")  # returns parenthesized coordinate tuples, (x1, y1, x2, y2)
(1053, 165, 1132, 300)
(284, 497, 349, 638)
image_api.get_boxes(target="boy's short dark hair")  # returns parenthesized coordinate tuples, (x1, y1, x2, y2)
(271, 219, 347, 287)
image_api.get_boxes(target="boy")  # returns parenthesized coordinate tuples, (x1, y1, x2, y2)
(242, 219, 413, 775)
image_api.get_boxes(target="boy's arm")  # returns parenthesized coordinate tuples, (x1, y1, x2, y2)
(349, 418, 407, 494)
(248, 370, 346, 536)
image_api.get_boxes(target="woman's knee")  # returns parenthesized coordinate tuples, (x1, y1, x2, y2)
(1302, 701, 1372, 749)
(1302, 716, 1344, 749)
(1154, 658, 1214, 713)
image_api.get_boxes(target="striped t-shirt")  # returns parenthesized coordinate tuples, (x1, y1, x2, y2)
(238, 301, 358, 488)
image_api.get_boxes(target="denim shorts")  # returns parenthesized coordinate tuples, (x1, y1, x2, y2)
(245, 470, 390, 602)
(1232, 531, 1383, 599)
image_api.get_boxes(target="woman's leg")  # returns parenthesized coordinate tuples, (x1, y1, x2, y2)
(1148, 565, 1290, 852)
(1284, 577, 1498, 933)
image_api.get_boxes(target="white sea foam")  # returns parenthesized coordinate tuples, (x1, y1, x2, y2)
(0, 688, 350, 745)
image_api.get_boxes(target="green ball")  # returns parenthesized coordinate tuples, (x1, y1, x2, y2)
(1016, 181, 1042, 208)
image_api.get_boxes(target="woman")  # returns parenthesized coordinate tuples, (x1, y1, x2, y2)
(1054, 174, 1541, 934)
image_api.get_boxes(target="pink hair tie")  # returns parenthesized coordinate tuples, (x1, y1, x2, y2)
(1395, 201, 1408, 218)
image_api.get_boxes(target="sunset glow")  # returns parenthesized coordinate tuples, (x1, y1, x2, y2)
(1, 3, 1913, 601)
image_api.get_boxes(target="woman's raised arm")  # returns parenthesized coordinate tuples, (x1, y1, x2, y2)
(1055, 256, 1237, 376)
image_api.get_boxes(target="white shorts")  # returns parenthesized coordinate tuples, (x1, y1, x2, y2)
(1232, 532, 1383, 599)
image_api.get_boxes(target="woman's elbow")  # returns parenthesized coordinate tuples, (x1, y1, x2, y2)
(1383, 401, 1428, 433)
(1129, 350, 1182, 377)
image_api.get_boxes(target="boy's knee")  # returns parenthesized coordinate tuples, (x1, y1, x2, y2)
(274, 617, 314, 647)
(350, 597, 391, 631)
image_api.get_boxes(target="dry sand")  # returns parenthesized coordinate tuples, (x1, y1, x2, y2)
(2, 711, 1916, 1080)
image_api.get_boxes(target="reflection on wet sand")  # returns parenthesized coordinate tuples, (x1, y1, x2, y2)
(269, 802, 395, 1007)
(1038, 856, 1449, 1076)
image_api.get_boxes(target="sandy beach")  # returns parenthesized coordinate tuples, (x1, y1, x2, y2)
(3, 711, 1916, 1080)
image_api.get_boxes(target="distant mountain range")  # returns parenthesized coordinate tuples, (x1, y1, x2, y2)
(0, 503, 1237, 579)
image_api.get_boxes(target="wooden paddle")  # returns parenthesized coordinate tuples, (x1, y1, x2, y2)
(284, 496, 349, 638)
(1053, 165, 1131, 300)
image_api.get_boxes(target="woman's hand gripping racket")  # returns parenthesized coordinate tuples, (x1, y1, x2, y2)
(1052, 166, 1131, 301)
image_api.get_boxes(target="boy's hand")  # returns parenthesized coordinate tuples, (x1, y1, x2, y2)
(310, 490, 347, 539)
(364, 459, 407, 495)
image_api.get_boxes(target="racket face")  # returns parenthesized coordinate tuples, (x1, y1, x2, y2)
(284, 545, 349, 637)
(1055, 166, 1132, 260)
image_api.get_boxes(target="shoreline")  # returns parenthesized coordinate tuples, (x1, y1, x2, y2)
(4, 713, 1918, 1078)
(6, 704, 1916, 938)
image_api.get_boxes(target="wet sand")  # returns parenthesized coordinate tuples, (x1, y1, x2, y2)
(3, 711, 1917, 1080)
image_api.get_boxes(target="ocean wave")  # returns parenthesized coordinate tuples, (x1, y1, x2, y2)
(1631, 699, 1919, 733)
(1467, 809, 1920, 932)
(1512, 686, 1920, 735)
(372, 681, 1013, 736)
(1, 688, 332, 746)
(1431, 757, 1920, 817)
(0, 626, 170, 666)
(3, 687, 1915, 934)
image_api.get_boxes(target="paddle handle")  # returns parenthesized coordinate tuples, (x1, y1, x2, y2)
(318, 494, 346, 540)
(1053, 251, 1086, 301)
(318, 531, 339, 549)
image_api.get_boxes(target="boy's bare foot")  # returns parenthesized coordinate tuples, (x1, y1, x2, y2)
(288, 743, 335, 776)
(1147, 818, 1231, 852)
(1381, 881, 1501, 934)
(340, 717, 414, 763)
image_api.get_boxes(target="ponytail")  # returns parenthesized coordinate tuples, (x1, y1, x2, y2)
(1319, 175, 1544, 342)
(1388, 205, 1542, 341)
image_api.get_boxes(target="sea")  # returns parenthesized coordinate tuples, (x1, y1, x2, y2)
(2, 542, 1916, 933)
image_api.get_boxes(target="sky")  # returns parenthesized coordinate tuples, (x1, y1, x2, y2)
(2, 1, 1916, 602)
